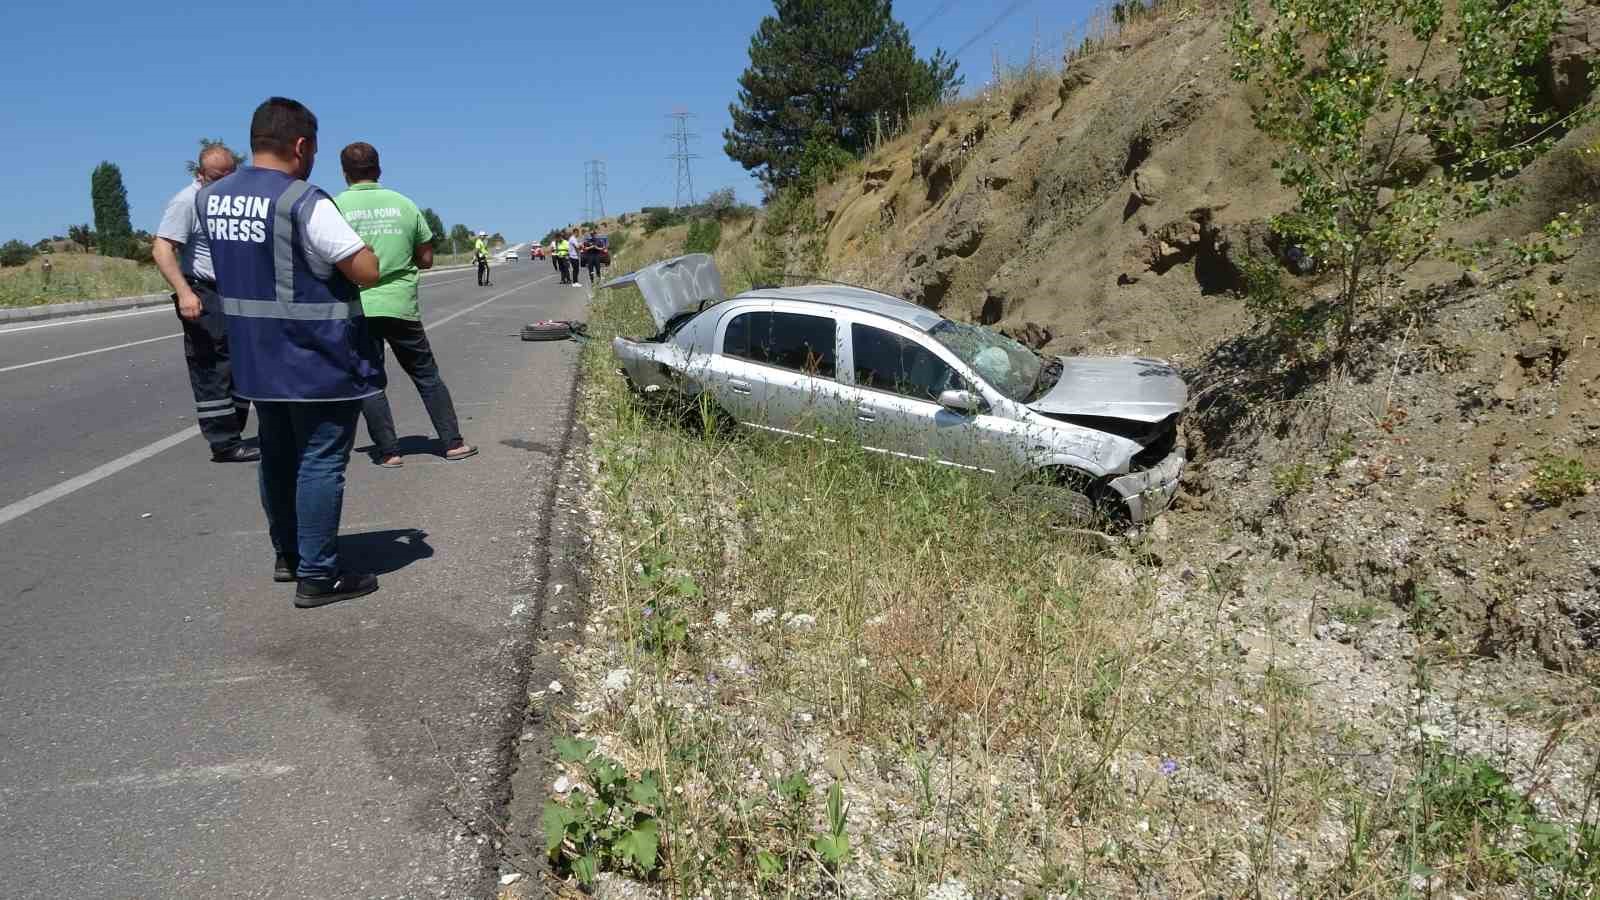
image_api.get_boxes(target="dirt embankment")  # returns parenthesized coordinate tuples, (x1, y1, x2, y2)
(792, 2, 1600, 681)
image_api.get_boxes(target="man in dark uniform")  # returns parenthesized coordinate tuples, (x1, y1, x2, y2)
(152, 143, 258, 462)
(201, 97, 384, 607)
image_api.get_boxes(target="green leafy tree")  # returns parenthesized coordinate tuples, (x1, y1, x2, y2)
(703, 187, 738, 221)
(725, 0, 961, 190)
(421, 208, 446, 248)
(67, 223, 95, 248)
(91, 161, 135, 259)
(684, 219, 723, 254)
(448, 224, 473, 254)
(183, 137, 246, 177)
(0, 239, 37, 267)
(1227, 0, 1582, 369)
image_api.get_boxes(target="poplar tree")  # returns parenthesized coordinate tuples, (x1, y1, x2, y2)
(90, 161, 134, 259)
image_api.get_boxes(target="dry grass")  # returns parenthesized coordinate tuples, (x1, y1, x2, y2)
(0, 252, 168, 308)
(549, 273, 1600, 898)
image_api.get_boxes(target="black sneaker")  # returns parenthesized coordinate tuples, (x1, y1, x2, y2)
(273, 554, 299, 583)
(294, 573, 379, 608)
(213, 445, 261, 463)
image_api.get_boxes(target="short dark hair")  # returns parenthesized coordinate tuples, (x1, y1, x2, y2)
(340, 142, 381, 182)
(249, 97, 318, 156)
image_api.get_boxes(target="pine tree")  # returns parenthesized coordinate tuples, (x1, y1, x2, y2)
(724, 0, 960, 190)
(90, 162, 134, 259)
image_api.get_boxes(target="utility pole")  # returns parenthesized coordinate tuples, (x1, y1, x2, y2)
(666, 109, 699, 209)
(584, 160, 607, 222)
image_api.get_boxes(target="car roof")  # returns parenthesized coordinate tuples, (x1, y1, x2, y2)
(728, 284, 945, 332)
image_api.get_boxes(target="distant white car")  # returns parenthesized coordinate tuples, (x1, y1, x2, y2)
(503, 249, 519, 262)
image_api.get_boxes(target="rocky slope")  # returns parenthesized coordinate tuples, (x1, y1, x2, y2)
(799, 1, 1600, 680)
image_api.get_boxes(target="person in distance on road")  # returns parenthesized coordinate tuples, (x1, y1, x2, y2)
(333, 141, 477, 468)
(200, 97, 385, 608)
(152, 143, 258, 463)
(473, 231, 492, 287)
(554, 234, 570, 284)
(569, 230, 585, 288)
(581, 228, 604, 285)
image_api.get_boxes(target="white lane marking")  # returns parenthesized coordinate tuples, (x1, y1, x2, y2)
(425, 273, 556, 329)
(0, 426, 199, 528)
(0, 305, 170, 335)
(0, 269, 538, 373)
(0, 761, 297, 796)
(0, 270, 557, 528)
(0, 265, 476, 337)
(0, 333, 181, 375)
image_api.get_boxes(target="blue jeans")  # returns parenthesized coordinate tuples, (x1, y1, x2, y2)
(254, 400, 361, 579)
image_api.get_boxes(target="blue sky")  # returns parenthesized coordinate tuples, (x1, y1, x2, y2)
(0, 0, 1099, 245)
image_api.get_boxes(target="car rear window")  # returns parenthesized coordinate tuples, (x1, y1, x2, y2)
(723, 311, 837, 378)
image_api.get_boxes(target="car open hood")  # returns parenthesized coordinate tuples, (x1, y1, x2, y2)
(599, 253, 725, 331)
(1026, 356, 1187, 422)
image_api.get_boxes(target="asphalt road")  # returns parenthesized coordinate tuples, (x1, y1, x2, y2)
(0, 256, 590, 898)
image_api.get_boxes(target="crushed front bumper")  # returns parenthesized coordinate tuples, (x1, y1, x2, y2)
(1107, 447, 1185, 522)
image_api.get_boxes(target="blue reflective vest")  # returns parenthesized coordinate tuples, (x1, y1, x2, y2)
(197, 167, 384, 402)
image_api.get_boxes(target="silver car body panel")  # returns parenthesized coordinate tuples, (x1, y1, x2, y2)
(1026, 357, 1187, 422)
(608, 256, 1188, 521)
(599, 252, 724, 331)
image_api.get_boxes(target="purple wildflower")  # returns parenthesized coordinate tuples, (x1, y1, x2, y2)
(1160, 758, 1179, 776)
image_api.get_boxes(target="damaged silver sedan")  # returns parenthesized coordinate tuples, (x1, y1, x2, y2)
(602, 254, 1187, 523)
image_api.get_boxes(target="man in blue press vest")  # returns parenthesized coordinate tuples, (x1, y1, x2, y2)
(200, 97, 385, 608)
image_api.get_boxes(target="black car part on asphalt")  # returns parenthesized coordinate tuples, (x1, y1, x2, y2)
(520, 320, 588, 342)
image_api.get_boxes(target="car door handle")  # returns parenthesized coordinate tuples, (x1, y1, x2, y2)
(729, 379, 752, 395)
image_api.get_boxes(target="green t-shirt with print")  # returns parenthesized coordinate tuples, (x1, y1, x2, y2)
(333, 182, 433, 320)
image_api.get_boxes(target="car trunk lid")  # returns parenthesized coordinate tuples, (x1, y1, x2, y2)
(598, 253, 724, 331)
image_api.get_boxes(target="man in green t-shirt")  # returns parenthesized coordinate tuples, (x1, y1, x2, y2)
(334, 142, 477, 467)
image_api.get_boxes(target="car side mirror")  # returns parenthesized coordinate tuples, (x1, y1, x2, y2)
(938, 389, 982, 415)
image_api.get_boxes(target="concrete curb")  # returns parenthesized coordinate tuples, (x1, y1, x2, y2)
(0, 263, 483, 327)
(0, 293, 172, 324)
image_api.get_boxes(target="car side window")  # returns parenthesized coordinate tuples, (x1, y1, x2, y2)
(723, 311, 837, 378)
(851, 324, 962, 402)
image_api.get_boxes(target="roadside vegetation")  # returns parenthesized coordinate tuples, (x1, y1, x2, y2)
(531, 0, 1600, 895)
(539, 234, 1600, 897)
(0, 252, 168, 308)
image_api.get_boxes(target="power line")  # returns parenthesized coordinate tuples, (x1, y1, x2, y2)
(910, 0, 959, 36)
(949, 0, 1034, 58)
(666, 110, 699, 209)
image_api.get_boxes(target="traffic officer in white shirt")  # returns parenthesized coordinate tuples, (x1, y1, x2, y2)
(152, 144, 258, 462)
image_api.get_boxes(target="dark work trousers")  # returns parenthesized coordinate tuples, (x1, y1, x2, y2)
(583, 253, 601, 283)
(556, 256, 570, 283)
(176, 279, 248, 454)
(360, 316, 464, 457)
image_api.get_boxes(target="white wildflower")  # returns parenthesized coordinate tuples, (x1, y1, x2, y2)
(752, 607, 777, 626)
(601, 669, 631, 696)
(785, 613, 817, 631)
(926, 879, 975, 900)
(711, 611, 732, 629)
